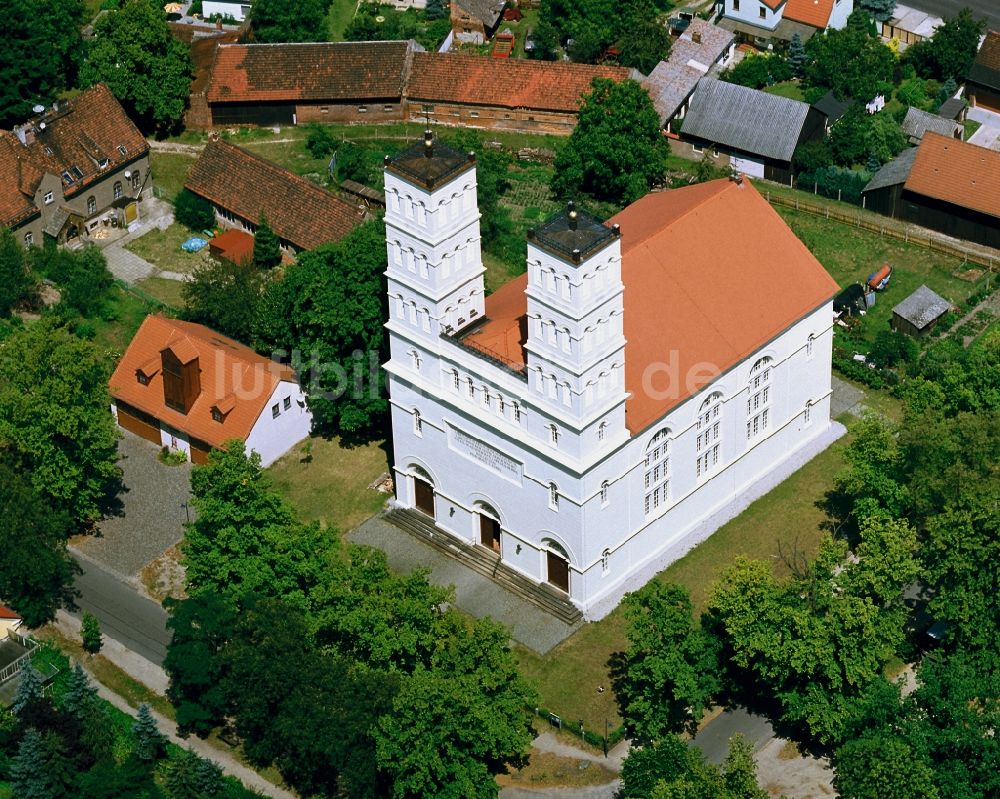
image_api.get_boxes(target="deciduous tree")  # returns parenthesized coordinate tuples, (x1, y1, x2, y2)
(81, 0, 193, 134)
(0, 0, 85, 127)
(250, 0, 326, 43)
(0, 320, 121, 528)
(552, 78, 668, 205)
(173, 188, 216, 231)
(181, 254, 270, 344)
(0, 457, 78, 627)
(81, 612, 102, 654)
(805, 11, 895, 101)
(904, 8, 987, 81)
(613, 581, 722, 740)
(0, 225, 37, 316)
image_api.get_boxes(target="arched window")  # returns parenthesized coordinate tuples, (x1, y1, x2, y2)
(512, 401, 521, 423)
(548, 482, 559, 510)
(131, 170, 141, 190)
(747, 357, 772, 441)
(645, 429, 671, 514)
(601, 548, 611, 575)
(481, 385, 491, 408)
(86, 195, 97, 215)
(548, 424, 559, 446)
(598, 420, 608, 441)
(451, 369, 460, 391)
(113, 181, 123, 199)
(600, 480, 610, 506)
(804, 400, 812, 426)
(409, 349, 421, 370)
(467, 376, 475, 399)
(696, 393, 722, 478)
(413, 408, 423, 436)
(806, 334, 815, 358)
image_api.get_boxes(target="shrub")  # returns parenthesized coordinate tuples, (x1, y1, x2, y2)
(722, 53, 792, 89)
(797, 166, 870, 204)
(174, 189, 216, 231)
(304, 124, 337, 159)
(81, 612, 103, 654)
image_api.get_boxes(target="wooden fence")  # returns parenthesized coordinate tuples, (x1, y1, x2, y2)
(765, 191, 999, 272)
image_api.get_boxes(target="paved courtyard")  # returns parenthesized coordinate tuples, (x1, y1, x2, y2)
(73, 430, 193, 576)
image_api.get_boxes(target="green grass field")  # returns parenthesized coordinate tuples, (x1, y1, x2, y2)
(126, 222, 209, 276)
(149, 151, 197, 202)
(327, 0, 358, 40)
(134, 276, 186, 309)
(266, 436, 391, 533)
(764, 81, 806, 101)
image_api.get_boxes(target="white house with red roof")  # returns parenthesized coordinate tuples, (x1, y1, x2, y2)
(381, 133, 843, 618)
(109, 316, 312, 467)
(718, 0, 853, 45)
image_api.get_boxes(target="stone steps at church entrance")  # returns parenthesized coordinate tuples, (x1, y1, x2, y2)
(384, 508, 584, 626)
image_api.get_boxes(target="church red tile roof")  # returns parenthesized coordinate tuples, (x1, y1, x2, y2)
(463, 179, 838, 434)
(184, 138, 364, 250)
(207, 41, 416, 103)
(405, 52, 631, 113)
(110, 315, 297, 449)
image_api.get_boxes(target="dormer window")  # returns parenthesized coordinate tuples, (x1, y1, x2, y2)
(137, 373, 149, 386)
(70, 166, 83, 180)
(98, 157, 109, 169)
(118, 145, 127, 157)
(212, 393, 235, 423)
(211, 408, 223, 422)
(61, 170, 73, 184)
(135, 356, 159, 386)
(43, 146, 53, 156)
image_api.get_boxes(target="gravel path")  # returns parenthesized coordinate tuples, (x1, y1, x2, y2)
(75, 431, 193, 577)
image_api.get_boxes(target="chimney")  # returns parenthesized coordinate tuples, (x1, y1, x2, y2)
(691, 30, 702, 44)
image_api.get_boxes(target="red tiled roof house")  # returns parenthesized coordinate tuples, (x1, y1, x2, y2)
(109, 316, 312, 466)
(0, 84, 150, 248)
(184, 138, 365, 252)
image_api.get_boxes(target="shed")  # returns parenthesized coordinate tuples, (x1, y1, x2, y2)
(937, 97, 966, 121)
(209, 228, 255, 266)
(891, 284, 951, 336)
(901, 107, 962, 144)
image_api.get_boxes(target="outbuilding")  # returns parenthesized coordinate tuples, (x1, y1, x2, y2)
(891, 284, 951, 336)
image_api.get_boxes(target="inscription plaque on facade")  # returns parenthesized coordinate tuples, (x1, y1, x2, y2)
(449, 426, 522, 482)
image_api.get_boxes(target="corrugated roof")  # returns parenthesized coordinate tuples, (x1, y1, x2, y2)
(681, 78, 811, 161)
(109, 316, 298, 450)
(405, 52, 632, 113)
(782, 0, 834, 28)
(184, 138, 364, 251)
(905, 132, 1000, 219)
(863, 146, 918, 193)
(207, 41, 418, 103)
(901, 107, 962, 142)
(893, 284, 951, 329)
(463, 179, 838, 434)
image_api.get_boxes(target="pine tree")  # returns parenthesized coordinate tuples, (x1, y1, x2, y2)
(81, 611, 102, 654)
(787, 32, 807, 77)
(13, 659, 44, 716)
(859, 0, 896, 24)
(132, 703, 166, 762)
(252, 214, 282, 269)
(937, 76, 958, 106)
(164, 748, 225, 799)
(61, 662, 98, 719)
(9, 728, 55, 799)
(424, 0, 446, 21)
(866, 151, 882, 173)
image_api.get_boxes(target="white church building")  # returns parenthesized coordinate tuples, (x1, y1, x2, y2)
(382, 132, 843, 620)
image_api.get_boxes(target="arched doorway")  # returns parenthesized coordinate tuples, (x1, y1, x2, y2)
(410, 465, 435, 518)
(544, 541, 570, 594)
(475, 502, 502, 554)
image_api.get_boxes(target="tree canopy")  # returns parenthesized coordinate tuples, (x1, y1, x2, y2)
(0, 225, 38, 316)
(181, 255, 271, 345)
(858, 0, 897, 24)
(250, 0, 327, 43)
(258, 219, 389, 442)
(804, 10, 895, 101)
(80, 0, 192, 134)
(0, 320, 121, 528)
(903, 8, 987, 81)
(0, 0, 84, 128)
(542, 0, 670, 71)
(552, 78, 668, 206)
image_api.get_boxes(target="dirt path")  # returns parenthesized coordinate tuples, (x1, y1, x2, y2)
(146, 137, 301, 155)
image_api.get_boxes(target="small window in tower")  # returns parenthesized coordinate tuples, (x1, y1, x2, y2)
(549, 483, 559, 510)
(549, 424, 559, 446)
(512, 402, 521, 423)
(601, 548, 610, 574)
(598, 421, 607, 441)
(467, 377, 475, 398)
(452, 370, 460, 391)
(413, 409, 423, 436)
(600, 481, 609, 506)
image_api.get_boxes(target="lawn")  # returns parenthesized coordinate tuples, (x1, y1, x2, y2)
(126, 222, 211, 275)
(764, 80, 806, 101)
(150, 151, 197, 202)
(776, 206, 988, 347)
(266, 436, 391, 532)
(327, 0, 357, 40)
(91, 284, 167, 355)
(517, 427, 855, 732)
(134, 276, 187, 309)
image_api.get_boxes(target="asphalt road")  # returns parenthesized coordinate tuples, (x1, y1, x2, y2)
(689, 707, 775, 765)
(70, 552, 171, 665)
(897, 0, 1000, 30)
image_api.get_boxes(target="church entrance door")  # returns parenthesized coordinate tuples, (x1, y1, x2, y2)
(546, 550, 569, 593)
(479, 514, 501, 554)
(414, 478, 435, 517)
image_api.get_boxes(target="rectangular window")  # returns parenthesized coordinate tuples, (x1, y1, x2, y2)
(271, 404, 280, 419)
(692, 144, 703, 154)
(733, 0, 740, 9)
(43, 191, 54, 205)
(321, 106, 329, 113)
(357, 106, 368, 113)
(137, 373, 149, 386)
(283, 397, 291, 411)
(383, 105, 392, 112)
(470, 111, 479, 118)
(758, 5, 766, 17)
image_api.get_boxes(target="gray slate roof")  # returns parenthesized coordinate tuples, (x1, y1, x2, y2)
(812, 91, 850, 123)
(642, 20, 735, 123)
(680, 78, 811, 161)
(901, 107, 962, 143)
(893, 284, 951, 329)
(937, 97, 966, 120)
(863, 147, 918, 193)
(454, 0, 506, 27)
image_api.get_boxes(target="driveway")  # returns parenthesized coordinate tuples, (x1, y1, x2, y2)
(73, 430, 193, 577)
(968, 106, 1000, 152)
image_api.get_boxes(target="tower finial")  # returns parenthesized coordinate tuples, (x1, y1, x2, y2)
(567, 201, 578, 230)
(423, 129, 433, 157)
